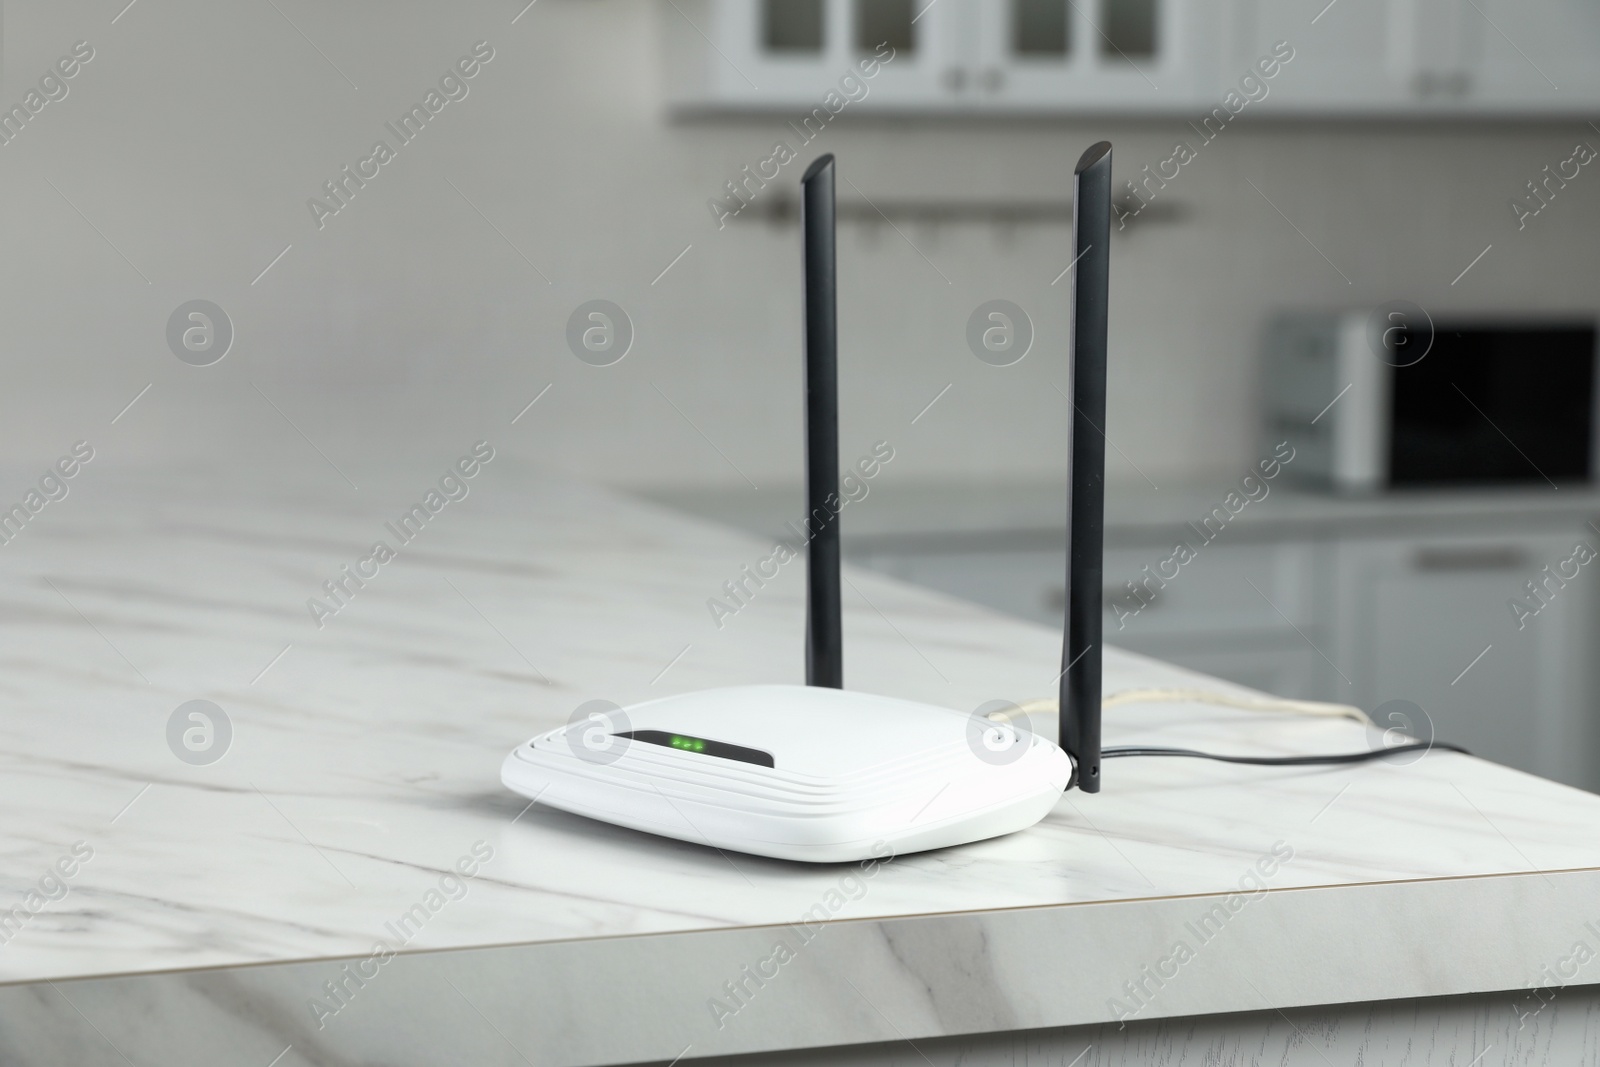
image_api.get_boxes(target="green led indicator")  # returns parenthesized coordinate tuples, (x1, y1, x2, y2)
(670, 735, 706, 752)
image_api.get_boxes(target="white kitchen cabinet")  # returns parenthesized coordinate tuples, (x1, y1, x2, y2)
(1099, 539, 1327, 699)
(1240, 0, 1600, 116)
(1327, 531, 1600, 791)
(854, 545, 1066, 626)
(855, 538, 1314, 635)
(850, 519, 1600, 790)
(1230, 0, 1401, 112)
(665, 0, 1600, 116)
(665, 0, 1212, 113)
(1235, 0, 1482, 114)
(1101, 540, 1317, 639)
(850, 537, 1326, 699)
(1466, 0, 1600, 114)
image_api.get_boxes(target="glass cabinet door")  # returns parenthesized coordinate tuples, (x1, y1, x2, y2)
(706, 0, 950, 107)
(971, 0, 1199, 110)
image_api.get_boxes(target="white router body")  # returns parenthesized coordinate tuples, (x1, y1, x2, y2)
(502, 685, 1074, 863)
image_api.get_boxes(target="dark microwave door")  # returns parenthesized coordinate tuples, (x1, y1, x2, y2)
(1388, 324, 1596, 487)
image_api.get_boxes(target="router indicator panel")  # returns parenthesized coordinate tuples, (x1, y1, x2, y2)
(616, 730, 775, 768)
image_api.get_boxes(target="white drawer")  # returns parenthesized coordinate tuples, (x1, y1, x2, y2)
(854, 538, 1317, 641)
(856, 548, 1066, 628)
(1101, 540, 1316, 639)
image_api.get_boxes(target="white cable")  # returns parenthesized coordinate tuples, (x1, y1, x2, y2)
(1001, 688, 1374, 727)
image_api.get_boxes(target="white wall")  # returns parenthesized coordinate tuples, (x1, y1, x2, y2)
(2, 0, 1597, 497)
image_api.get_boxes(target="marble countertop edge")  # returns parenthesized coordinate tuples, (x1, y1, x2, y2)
(9, 861, 1598, 990)
(8, 866, 1597, 1067)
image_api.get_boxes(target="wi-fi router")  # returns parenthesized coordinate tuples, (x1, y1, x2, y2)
(504, 145, 1114, 862)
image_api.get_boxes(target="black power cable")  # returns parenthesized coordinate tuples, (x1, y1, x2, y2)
(1101, 741, 1472, 766)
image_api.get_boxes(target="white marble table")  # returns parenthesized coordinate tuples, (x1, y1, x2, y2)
(1, 460, 1598, 1066)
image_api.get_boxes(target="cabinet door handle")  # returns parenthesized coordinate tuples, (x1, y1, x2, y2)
(1413, 70, 1472, 100)
(1412, 546, 1526, 571)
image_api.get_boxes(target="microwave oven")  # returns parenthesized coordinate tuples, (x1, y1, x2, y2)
(1263, 312, 1597, 492)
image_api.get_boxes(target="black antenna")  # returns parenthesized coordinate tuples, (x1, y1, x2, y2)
(1062, 142, 1111, 792)
(801, 154, 843, 689)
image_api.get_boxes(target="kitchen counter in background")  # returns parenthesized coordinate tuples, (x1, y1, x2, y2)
(645, 478, 1600, 794)
(3, 461, 1600, 1066)
(644, 477, 1600, 546)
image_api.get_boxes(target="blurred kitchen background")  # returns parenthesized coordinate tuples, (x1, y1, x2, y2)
(4, 0, 1600, 787)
